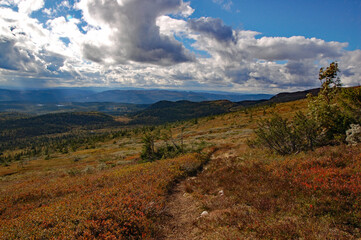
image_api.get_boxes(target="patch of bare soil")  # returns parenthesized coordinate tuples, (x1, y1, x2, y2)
(157, 149, 236, 240)
(158, 178, 204, 240)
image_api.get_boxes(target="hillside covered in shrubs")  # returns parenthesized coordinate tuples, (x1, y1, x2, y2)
(0, 62, 360, 239)
(251, 62, 361, 155)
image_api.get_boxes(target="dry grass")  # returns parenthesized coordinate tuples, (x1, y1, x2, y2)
(168, 144, 361, 239)
(0, 135, 143, 181)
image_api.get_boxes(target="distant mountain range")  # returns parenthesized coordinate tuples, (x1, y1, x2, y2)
(0, 89, 93, 103)
(0, 88, 322, 131)
(0, 89, 272, 104)
(129, 88, 321, 124)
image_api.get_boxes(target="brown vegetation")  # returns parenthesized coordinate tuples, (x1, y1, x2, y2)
(162, 144, 360, 239)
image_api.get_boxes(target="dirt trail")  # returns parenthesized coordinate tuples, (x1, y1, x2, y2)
(158, 150, 233, 240)
(158, 179, 203, 240)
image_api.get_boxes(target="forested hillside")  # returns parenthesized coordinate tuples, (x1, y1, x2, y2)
(130, 100, 239, 124)
(0, 112, 118, 141)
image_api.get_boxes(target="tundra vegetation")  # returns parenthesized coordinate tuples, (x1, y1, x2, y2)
(0, 62, 360, 239)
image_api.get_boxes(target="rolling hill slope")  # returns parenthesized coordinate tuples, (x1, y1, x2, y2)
(0, 95, 360, 239)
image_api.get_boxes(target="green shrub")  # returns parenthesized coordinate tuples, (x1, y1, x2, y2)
(253, 114, 297, 155)
(253, 62, 357, 155)
(340, 86, 361, 124)
(308, 61, 353, 143)
(252, 112, 324, 155)
(308, 94, 351, 144)
(140, 128, 196, 162)
(293, 111, 319, 150)
(140, 132, 158, 162)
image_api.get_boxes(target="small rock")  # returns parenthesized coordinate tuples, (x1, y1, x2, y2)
(201, 211, 209, 217)
(218, 190, 224, 196)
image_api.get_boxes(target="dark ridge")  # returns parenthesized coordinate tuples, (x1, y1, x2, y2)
(129, 100, 238, 125)
(0, 112, 118, 142)
(268, 88, 320, 103)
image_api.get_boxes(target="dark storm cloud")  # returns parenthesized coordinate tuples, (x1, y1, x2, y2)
(285, 60, 317, 76)
(188, 17, 234, 42)
(82, 43, 107, 64)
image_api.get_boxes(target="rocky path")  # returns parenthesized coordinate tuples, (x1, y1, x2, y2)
(158, 179, 203, 240)
(158, 149, 233, 240)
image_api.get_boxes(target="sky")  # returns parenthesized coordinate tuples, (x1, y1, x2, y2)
(0, 0, 360, 93)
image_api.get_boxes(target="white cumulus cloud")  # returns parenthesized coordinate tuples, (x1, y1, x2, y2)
(75, 0, 194, 66)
